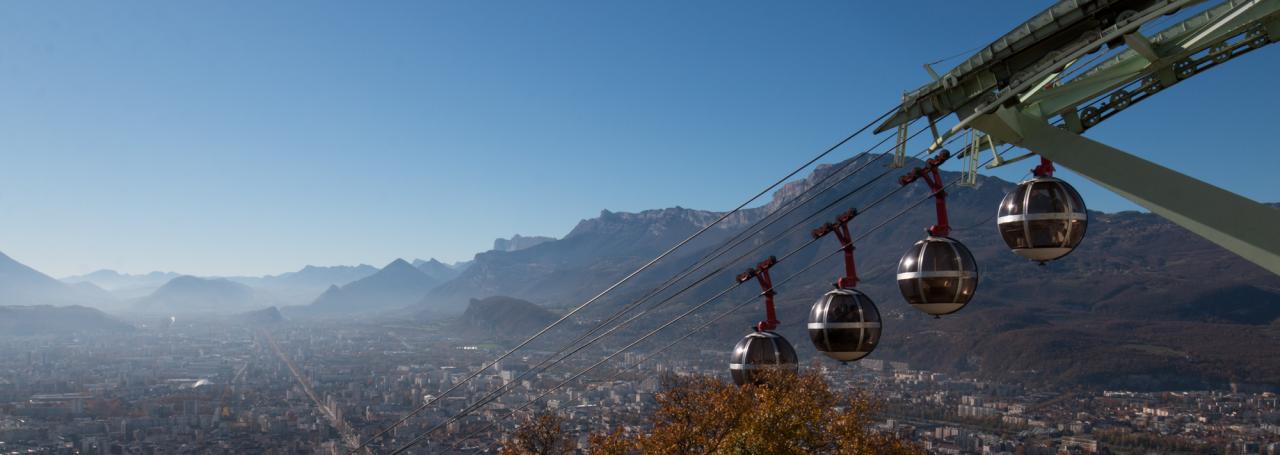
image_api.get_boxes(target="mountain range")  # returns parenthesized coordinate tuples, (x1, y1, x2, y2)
(2, 151, 1278, 390)
(61, 264, 381, 307)
(412, 258, 465, 284)
(133, 276, 266, 314)
(414, 153, 1280, 389)
(62, 270, 181, 299)
(0, 251, 117, 309)
(493, 234, 556, 252)
(300, 259, 445, 315)
(459, 296, 558, 339)
(223, 264, 380, 306)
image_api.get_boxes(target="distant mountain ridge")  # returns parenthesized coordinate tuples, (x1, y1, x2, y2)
(458, 296, 557, 338)
(419, 205, 763, 312)
(408, 152, 1279, 389)
(301, 259, 443, 315)
(62, 264, 380, 307)
(226, 264, 379, 306)
(4, 151, 1279, 390)
(493, 234, 556, 252)
(134, 276, 267, 314)
(412, 258, 465, 284)
(62, 269, 180, 292)
(0, 251, 117, 309)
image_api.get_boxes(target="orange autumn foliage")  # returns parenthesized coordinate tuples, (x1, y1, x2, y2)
(504, 369, 921, 455)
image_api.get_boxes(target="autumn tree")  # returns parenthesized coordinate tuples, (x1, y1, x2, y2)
(501, 411, 576, 455)
(503, 369, 922, 455)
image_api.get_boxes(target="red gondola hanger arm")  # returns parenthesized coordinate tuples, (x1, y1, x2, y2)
(735, 256, 779, 332)
(811, 208, 860, 289)
(899, 149, 952, 237)
(1032, 156, 1055, 178)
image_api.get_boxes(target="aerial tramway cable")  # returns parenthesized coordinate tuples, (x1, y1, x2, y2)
(348, 106, 899, 454)
(393, 124, 951, 452)
(451, 169, 983, 455)
(440, 132, 972, 450)
(430, 142, 985, 453)
(453, 117, 929, 399)
(598, 146, 1014, 386)
(395, 224, 833, 454)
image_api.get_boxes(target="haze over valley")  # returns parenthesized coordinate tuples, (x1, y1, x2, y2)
(4, 154, 1277, 391)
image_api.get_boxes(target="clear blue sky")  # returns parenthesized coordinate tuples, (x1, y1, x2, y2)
(1, 1, 1276, 277)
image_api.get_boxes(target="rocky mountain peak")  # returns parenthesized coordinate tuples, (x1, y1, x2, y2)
(493, 234, 556, 252)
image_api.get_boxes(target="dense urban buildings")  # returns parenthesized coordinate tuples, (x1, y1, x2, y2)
(2, 321, 1277, 454)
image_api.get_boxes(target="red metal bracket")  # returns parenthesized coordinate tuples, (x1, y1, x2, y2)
(899, 149, 952, 237)
(1032, 156, 1055, 178)
(811, 208, 860, 289)
(735, 256, 779, 332)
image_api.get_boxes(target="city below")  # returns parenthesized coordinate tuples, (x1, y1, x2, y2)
(1, 319, 1277, 455)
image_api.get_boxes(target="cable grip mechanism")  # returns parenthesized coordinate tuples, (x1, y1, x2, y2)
(811, 208, 860, 289)
(899, 149, 953, 237)
(735, 256, 779, 332)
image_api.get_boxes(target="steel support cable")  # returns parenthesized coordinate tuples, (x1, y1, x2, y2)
(449, 117, 928, 410)
(424, 10, 1198, 444)
(600, 151, 1010, 389)
(394, 229, 834, 455)
(443, 132, 970, 450)
(433, 148, 976, 454)
(347, 107, 899, 454)
(422, 125, 947, 451)
(606, 157, 1006, 397)
(455, 185, 924, 455)
(415, 116, 926, 451)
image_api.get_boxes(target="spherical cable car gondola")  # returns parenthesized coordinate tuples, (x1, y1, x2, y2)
(896, 150, 980, 317)
(729, 257, 798, 386)
(897, 235, 978, 316)
(807, 209, 882, 363)
(997, 158, 1088, 263)
(729, 330, 799, 386)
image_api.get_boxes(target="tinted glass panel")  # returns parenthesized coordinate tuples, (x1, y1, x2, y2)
(864, 326, 881, 348)
(858, 294, 881, 323)
(955, 276, 977, 304)
(1063, 181, 1087, 214)
(1028, 219, 1070, 248)
(732, 337, 752, 364)
(826, 294, 861, 323)
(747, 337, 774, 365)
(999, 221, 1028, 249)
(897, 242, 924, 274)
(898, 277, 923, 304)
(920, 277, 961, 303)
(809, 295, 827, 326)
(956, 243, 978, 273)
(775, 337, 798, 366)
(1026, 182, 1068, 214)
(808, 328, 829, 352)
(1067, 219, 1087, 247)
(999, 186, 1025, 217)
(921, 241, 958, 272)
(822, 294, 864, 352)
(825, 325, 862, 353)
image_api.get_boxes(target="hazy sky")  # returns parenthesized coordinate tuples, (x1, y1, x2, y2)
(1, 1, 1277, 277)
